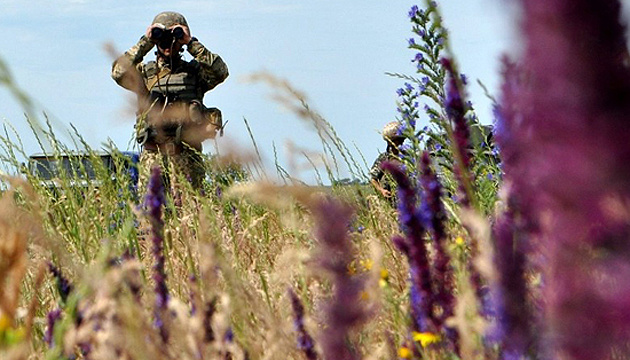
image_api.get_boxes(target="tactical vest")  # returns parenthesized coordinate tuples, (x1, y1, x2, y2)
(143, 60, 202, 103)
(136, 60, 223, 148)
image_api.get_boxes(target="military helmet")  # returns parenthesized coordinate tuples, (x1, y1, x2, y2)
(152, 11, 188, 29)
(382, 121, 405, 141)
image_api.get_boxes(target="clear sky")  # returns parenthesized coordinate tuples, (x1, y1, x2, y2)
(1, 0, 522, 182)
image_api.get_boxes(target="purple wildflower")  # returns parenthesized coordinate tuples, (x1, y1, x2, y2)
(224, 328, 234, 343)
(47, 262, 73, 303)
(420, 152, 457, 350)
(146, 166, 169, 342)
(460, 74, 468, 85)
(382, 161, 436, 333)
(44, 308, 62, 347)
(408, 5, 419, 18)
(490, 208, 534, 359)
(441, 57, 475, 207)
(288, 288, 318, 360)
(312, 197, 368, 360)
(497, 1, 630, 359)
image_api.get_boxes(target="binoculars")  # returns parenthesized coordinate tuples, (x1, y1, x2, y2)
(150, 26, 185, 41)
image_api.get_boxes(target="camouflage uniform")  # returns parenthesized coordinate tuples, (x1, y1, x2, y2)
(370, 152, 394, 184)
(112, 12, 228, 197)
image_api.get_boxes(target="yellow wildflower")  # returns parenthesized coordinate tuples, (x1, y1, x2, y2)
(0, 314, 10, 333)
(412, 331, 441, 347)
(398, 346, 412, 358)
(379, 268, 389, 288)
(380, 268, 389, 280)
(455, 236, 465, 246)
(360, 258, 373, 271)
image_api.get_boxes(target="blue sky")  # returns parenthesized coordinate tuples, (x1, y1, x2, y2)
(0, 0, 521, 182)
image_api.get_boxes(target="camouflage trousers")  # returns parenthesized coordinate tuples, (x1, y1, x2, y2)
(137, 147, 206, 204)
(136, 147, 204, 263)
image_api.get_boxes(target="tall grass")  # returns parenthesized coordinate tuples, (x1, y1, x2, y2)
(1, 1, 630, 360)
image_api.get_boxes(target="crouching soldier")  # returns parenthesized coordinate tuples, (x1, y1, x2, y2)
(112, 11, 228, 198)
(370, 121, 406, 199)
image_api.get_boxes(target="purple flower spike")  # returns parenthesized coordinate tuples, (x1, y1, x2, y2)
(498, 1, 630, 359)
(441, 57, 475, 207)
(44, 308, 62, 347)
(288, 288, 318, 360)
(47, 262, 73, 303)
(491, 208, 533, 360)
(408, 5, 419, 19)
(146, 166, 169, 342)
(382, 161, 436, 334)
(312, 197, 367, 360)
(420, 152, 458, 350)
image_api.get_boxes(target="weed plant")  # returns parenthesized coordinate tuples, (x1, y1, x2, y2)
(1, 1, 630, 360)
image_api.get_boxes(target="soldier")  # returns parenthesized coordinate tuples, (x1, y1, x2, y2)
(370, 121, 406, 199)
(111, 11, 228, 198)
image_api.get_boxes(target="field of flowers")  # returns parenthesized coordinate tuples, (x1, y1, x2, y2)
(2, 1, 630, 359)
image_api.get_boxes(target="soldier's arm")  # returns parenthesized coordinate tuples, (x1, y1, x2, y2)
(369, 153, 392, 198)
(369, 153, 386, 182)
(371, 178, 391, 198)
(111, 35, 154, 94)
(187, 38, 229, 92)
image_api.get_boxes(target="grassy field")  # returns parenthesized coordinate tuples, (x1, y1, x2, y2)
(0, 132, 494, 360)
(3, 1, 630, 360)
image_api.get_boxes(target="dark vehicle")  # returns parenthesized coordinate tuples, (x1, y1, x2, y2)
(27, 151, 139, 191)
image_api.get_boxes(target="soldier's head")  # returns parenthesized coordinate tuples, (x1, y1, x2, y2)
(148, 11, 189, 58)
(382, 121, 405, 149)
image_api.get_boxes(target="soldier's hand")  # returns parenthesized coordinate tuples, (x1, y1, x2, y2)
(177, 26, 192, 46)
(146, 24, 165, 43)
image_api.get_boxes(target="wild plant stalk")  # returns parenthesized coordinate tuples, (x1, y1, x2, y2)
(9, 2, 630, 360)
(495, 1, 630, 359)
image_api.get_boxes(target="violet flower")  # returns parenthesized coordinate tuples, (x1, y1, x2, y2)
(497, 1, 630, 359)
(47, 262, 73, 303)
(441, 57, 475, 208)
(44, 307, 62, 347)
(420, 152, 457, 349)
(146, 166, 169, 342)
(312, 197, 367, 360)
(491, 207, 535, 360)
(382, 161, 436, 334)
(288, 288, 318, 360)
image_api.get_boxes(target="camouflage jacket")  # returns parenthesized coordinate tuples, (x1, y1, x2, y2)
(111, 35, 228, 104)
(369, 152, 390, 183)
(370, 149, 406, 195)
